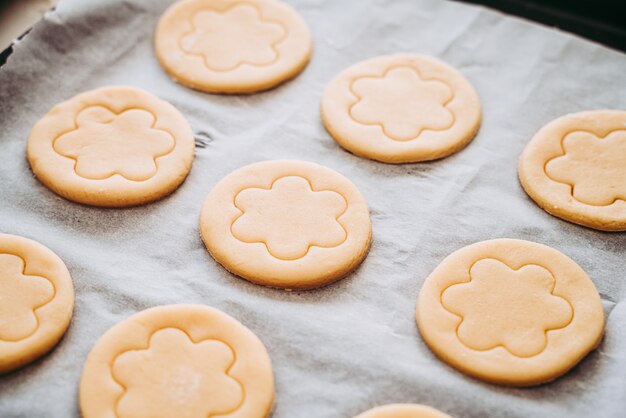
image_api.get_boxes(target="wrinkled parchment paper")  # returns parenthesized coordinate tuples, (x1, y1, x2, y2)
(1, 0, 625, 416)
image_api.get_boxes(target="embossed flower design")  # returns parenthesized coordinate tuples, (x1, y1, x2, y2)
(180, 4, 286, 71)
(53, 106, 175, 181)
(0, 253, 54, 341)
(546, 130, 626, 206)
(112, 328, 243, 418)
(231, 176, 348, 260)
(441, 259, 573, 357)
(350, 66, 454, 141)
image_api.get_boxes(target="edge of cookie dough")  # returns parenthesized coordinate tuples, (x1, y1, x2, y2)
(353, 403, 453, 418)
(79, 304, 275, 418)
(321, 53, 482, 164)
(200, 224, 373, 291)
(153, 0, 313, 94)
(518, 110, 626, 232)
(415, 238, 605, 387)
(199, 160, 373, 290)
(0, 234, 74, 374)
(26, 86, 195, 207)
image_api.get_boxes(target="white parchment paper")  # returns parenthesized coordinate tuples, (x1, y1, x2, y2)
(1, 0, 626, 416)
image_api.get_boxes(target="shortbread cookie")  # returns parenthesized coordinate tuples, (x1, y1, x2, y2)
(80, 304, 274, 418)
(0, 233, 74, 373)
(416, 239, 604, 386)
(519, 110, 626, 231)
(27, 86, 195, 207)
(354, 404, 452, 418)
(155, 0, 312, 93)
(321, 54, 481, 163)
(200, 160, 371, 289)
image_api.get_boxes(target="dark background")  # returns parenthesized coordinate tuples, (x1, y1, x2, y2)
(457, 0, 626, 52)
(1, 0, 626, 67)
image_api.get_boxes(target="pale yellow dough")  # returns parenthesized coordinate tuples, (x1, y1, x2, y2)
(80, 304, 274, 418)
(354, 404, 452, 418)
(321, 54, 481, 163)
(200, 160, 372, 289)
(0, 233, 74, 374)
(416, 239, 604, 386)
(27, 86, 195, 207)
(519, 110, 626, 231)
(155, 0, 312, 93)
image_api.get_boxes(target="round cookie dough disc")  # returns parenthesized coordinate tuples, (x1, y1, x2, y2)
(519, 110, 626, 231)
(200, 160, 372, 289)
(354, 404, 452, 418)
(27, 86, 195, 207)
(80, 304, 274, 418)
(416, 239, 604, 386)
(0, 233, 74, 374)
(321, 54, 481, 163)
(155, 0, 312, 93)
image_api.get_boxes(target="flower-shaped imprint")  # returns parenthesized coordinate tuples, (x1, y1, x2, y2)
(231, 176, 348, 260)
(441, 258, 573, 357)
(112, 328, 243, 418)
(350, 66, 454, 141)
(545, 130, 626, 206)
(53, 106, 175, 181)
(0, 253, 54, 341)
(180, 4, 286, 71)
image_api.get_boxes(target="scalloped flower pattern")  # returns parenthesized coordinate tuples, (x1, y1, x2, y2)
(231, 176, 348, 260)
(112, 328, 243, 418)
(350, 66, 454, 141)
(180, 4, 286, 71)
(0, 253, 54, 341)
(441, 258, 573, 357)
(53, 106, 175, 181)
(545, 130, 626, 206)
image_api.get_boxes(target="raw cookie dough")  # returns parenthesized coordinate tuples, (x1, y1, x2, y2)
(416, 239, 604, 386)
(321, 54, 481, 163)
(80, 304, 274, 418)
(518, 110, 626, 231)
(155, 0, 312, 93)
(27, 86, 195, 207)
(354, 404, 452, 418)
(0, 233, 74, 374)
(200, 160, 371, 289)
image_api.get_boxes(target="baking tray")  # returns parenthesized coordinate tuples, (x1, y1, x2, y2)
(0, 0, 625, 417)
